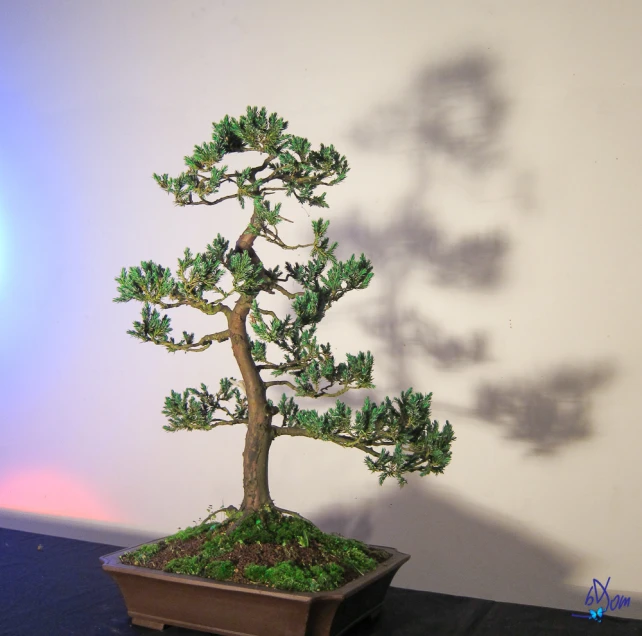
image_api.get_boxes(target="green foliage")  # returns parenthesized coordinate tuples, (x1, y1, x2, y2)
(114, 261, 175, 304)
(114, 105, 455, 489)
(284, 221, 373, 320)
(251, 304, 375, 397)
(227, 250, 267, 295)
(284, 389, 455, 485)
(125, 302, 173, 344)
(122, 301, 206, 352)
(295, 351, 375, 397)
(114, 235, 231, 306)
(294, 401, 354, 440)
(277, 394, 300, 427)
(250, 339, 267, 362)
(162, 378, 248, 432)
(175, 241, 228, 300)
(309, 218, 339, 264)
(247, 216, 375, 398)
(250, 216, 371, 314)
(275, 141, 348, 208)
(361, 389, 455, 485)
(152, 106, 347, 209)
(113, 235, 236, 351)
(247, 198, 283, 235)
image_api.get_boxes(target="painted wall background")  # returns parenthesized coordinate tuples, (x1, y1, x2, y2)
(1, 0, 641, 618)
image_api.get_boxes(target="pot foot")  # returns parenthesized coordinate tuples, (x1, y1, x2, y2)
(131, 615, 166, 630)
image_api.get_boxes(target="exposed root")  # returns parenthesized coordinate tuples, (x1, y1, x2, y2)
(222, 509, 255, 534)
(273, 507, 315, 527)
(198, 503, 317, 535)
(197, 505, 240, 528)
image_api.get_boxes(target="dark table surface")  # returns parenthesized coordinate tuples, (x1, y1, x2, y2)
(1, 527, 641, 636)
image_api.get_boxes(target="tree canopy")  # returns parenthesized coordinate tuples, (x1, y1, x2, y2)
(114, 106, 454, 486)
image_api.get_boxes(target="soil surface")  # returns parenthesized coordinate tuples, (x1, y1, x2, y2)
(120, 530, 391, 589)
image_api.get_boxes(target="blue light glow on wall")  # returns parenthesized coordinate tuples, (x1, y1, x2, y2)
(0, 98, 11, 306)
(0, 72, 81, 390)
(0, 196, 6, 299)
(0, 155, 16, 310)
(0, 151, 15, 326)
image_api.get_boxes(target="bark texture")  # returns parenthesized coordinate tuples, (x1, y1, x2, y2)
(228, 214, 274, 516)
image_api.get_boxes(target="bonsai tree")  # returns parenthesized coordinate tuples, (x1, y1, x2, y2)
(114, 106, 455, 535)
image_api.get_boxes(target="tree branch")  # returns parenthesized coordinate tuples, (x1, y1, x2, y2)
(271, 425, 381, 457)
(175, 264, 234, 307)
(261, 224, 315, 251)
(155, 329, 231, 353)
(191, 192, 240, 206)
(156, 298, 232, 318)
(257, 307, 279, 320)
(309, 385, 351, 399)
(248, 154, 277, 181)
(265, 380, 297, 390)
(256, 361, 305, 372)
(271, 283, 303, 299)
(208, 417, 247, 426)
(196, 172, 237, 186)
(264, 376, 356, 399)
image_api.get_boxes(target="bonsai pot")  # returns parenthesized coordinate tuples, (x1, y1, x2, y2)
(100, 538, 409, 636)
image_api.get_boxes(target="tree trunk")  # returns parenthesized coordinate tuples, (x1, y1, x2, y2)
(227, 209, 275, 514)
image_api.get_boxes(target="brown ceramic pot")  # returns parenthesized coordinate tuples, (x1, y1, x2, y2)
(100, 539, 409, 636)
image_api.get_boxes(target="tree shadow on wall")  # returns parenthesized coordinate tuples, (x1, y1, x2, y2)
(313, 484, 642, 627)
(470, 363, 616, 455)
(333, 51, 511, 392)
(335, 208, 505, 385)
(331, 51, 616, 454)
(350, 50, 506, 173)
(314, 482, 577, 609)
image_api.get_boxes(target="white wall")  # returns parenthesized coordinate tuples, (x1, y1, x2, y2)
(2, 0, 641, 618)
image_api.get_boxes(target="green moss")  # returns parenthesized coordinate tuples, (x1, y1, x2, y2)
(221, 509, 320, 546)
(318, 535, 378, 574)
(244, 561, 345, 592)
(203, 559, 235, 580)
(164, 524, 209, 544)
(121, 542, 162, 566)
(200, 540, 228, 561)
(121, 510, 384, 591)
(165, 555, 203, 576)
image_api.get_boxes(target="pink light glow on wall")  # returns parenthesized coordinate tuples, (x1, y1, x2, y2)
(0, 467, 121, 523)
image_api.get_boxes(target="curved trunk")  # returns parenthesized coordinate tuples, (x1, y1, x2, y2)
(228, 213, 274, 514)
(229, 299, 273, 513)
